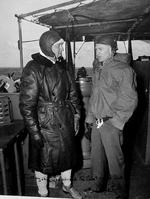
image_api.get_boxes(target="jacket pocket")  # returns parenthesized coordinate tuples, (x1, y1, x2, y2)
(38, 106, 53, 127)
(57, 105, 74, 127)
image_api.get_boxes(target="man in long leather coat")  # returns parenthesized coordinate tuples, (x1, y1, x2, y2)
(19, 30, 82, 199)
(85, 36, 138, 199)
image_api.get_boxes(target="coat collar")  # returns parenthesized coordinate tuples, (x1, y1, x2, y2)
(31, 53, 54, 68)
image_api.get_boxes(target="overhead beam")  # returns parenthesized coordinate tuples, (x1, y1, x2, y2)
(53, 18, 136, 29)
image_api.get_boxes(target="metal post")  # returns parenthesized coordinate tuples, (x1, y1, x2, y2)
(127, 33, 133, 61)
(17, 17, 24, 71)
(94, 36, 96, 59)
(73, 40, 76, 67)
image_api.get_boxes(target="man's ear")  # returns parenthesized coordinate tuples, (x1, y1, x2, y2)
(51, 44, 55, 55)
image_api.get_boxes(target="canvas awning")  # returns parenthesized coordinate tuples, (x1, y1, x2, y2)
(16, 0, 150, 41)
(15, 0, 150, 69)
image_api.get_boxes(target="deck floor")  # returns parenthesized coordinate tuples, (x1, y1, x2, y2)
(24, 148, 150, 199)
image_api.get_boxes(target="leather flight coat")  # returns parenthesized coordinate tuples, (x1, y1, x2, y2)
(19, 53, 80, 174)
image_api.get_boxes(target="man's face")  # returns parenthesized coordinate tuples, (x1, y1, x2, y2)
(95, 44, 112, 62)
(52, 38, 64, 58)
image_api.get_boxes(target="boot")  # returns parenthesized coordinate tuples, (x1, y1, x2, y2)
(63, 185, 82, 199)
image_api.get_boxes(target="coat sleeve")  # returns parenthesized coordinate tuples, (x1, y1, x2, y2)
(19, 63, 40, 135)
(110, 67, 138, 130)
(67, 72, 81, 118)
(85, 73, 96, 124)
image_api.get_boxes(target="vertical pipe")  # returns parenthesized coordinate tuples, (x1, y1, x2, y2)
(17, 18, 24, 71)
(73, 40, 75, 65)
(127, 33, 133, 62)
(73, 40, 76, 77)
(94, 36, 96, 59)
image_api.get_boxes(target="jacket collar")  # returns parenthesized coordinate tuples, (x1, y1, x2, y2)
(103, 57, 114, 67)
(31, 53, 54, 68)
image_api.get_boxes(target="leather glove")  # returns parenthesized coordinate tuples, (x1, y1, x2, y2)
(30, 132, 46, 150)
(84, 123, 93, 141)
(74, 114, 80, 136)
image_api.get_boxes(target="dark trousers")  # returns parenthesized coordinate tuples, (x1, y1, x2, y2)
(91, 120, 127, 197)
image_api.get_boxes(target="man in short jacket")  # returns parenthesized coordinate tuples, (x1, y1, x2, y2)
(85, 35, 138, 199)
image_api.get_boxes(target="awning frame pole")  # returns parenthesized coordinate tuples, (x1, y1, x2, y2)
(73, 40, 76, 66)
(127, 33, 133, 61)
(17, 17, 24, 71)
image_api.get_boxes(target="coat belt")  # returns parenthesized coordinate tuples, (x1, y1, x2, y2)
(38, 100, 70, 108)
